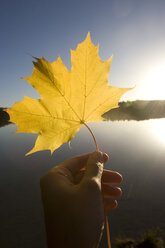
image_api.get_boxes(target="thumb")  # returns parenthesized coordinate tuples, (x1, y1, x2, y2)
(83, 151, 107, 182)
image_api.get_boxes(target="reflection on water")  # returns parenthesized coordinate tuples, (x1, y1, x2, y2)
(150, 119, 165, 145)
(0, 119, 165, 247)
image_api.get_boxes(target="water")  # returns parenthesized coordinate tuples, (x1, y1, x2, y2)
(0, 120, 165, 247)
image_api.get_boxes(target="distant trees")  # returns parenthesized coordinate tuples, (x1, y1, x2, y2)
(103, 100, 165, 121)
(0, 107, 11, 127)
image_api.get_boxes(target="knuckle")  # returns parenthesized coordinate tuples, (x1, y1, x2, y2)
(96, 161, 103, 174)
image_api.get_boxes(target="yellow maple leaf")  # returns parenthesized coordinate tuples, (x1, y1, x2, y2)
(6, 33, 131, 155)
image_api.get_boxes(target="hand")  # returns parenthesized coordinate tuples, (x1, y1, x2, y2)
(40, 151, 122, 248)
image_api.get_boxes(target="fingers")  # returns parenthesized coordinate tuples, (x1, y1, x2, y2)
(102, 170, 123, 185)
(102, 184, 122, 198)
(102, 171, 122, 211)
(61, 151, 109, 176)
(60, 153, 91, 174)
(102, 184, 122, 211)
(104, 198, 118, 211)
(102, 153, 109, 163)
(74, 168, 122, 185)
(82, 151, 108, 182)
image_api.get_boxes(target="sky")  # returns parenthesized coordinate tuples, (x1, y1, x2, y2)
(0, 0, 165, 107)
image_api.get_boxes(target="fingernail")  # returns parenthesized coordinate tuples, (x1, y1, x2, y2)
(92, 151, 103, 163)
(102, 153, 109, 163)
(95, 151, 109, 163)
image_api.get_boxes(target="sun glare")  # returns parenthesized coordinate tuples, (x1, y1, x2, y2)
(151, 119, 165, 145)
(144, 64, 165, 100)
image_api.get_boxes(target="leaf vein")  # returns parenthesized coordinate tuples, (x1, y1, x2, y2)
(48, 123, 81, 140)
(85, 96, 112, 120)
(42, 63, 82, 121)
(10, 109, 80, 123)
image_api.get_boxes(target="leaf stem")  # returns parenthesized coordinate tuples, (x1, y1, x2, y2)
(105, 214, 111, 248)
(83, 122, 111, 248)
(83, 122, 99, 151)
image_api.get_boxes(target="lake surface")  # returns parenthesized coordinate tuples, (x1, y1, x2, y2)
(0, 119, 165, 247)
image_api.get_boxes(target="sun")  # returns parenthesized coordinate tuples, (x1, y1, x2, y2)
(144, 63, 165, 100)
